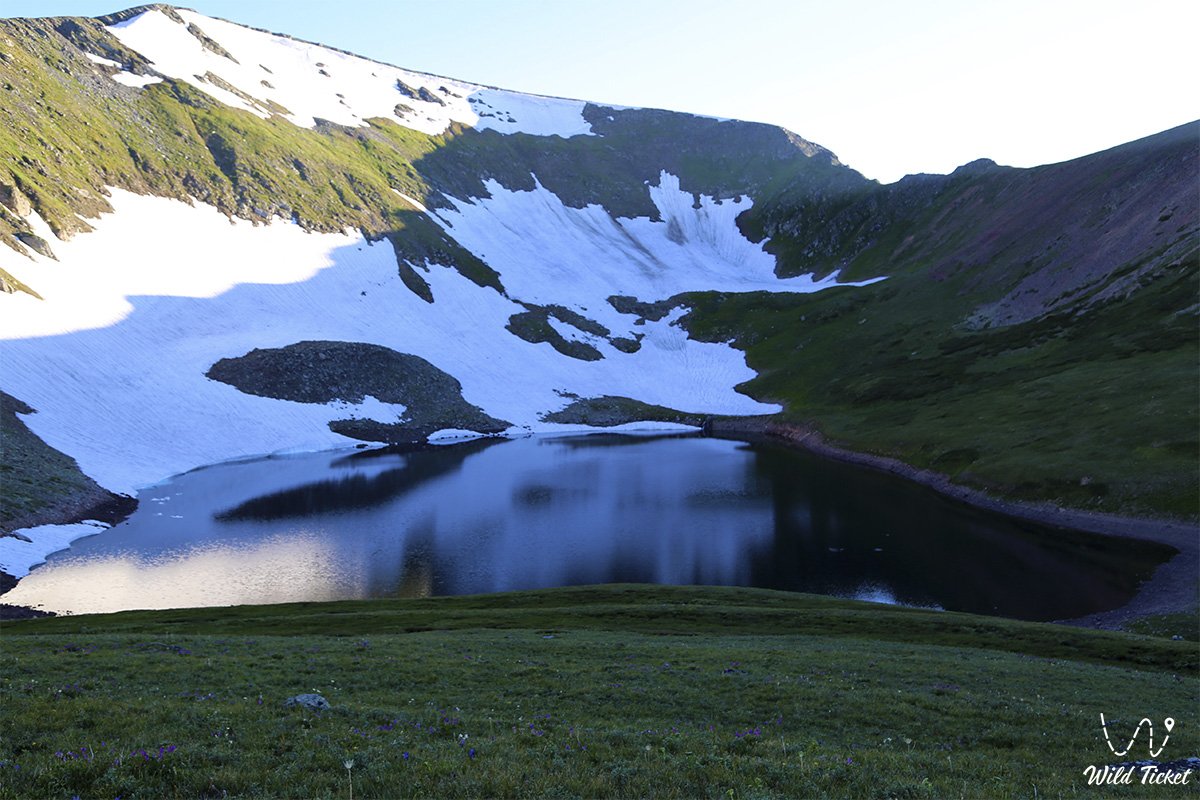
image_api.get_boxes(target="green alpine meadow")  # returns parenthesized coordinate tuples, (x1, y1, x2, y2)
(2, 587, 1198, 799)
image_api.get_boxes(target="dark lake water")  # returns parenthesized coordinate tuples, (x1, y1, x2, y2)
(9, 434, 1172, 620)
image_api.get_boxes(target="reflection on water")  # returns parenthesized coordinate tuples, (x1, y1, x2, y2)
(7, 434, 1172, 619)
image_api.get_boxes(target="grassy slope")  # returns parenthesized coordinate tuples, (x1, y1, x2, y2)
(683, 125, 1200, 519)
(0, 16, 858, 267)
(1, 586, 1196, 799)
(681, 266, 1198, 518)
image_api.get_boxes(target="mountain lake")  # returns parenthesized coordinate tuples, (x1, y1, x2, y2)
(5, 433, 1173, 620)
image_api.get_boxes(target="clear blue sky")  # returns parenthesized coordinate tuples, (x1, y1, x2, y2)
(5, 0, 1197, 182)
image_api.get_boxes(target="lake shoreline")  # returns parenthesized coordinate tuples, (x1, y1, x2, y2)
(1, 492, 138, 619)
(715, 419, 1198, 631)
(3, 425, 1195, 630)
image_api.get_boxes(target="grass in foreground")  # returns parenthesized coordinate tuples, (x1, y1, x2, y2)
(1, 586, 1197, 799)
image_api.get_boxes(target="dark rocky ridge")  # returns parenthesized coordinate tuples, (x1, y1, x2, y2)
(541, 396, 708, 428)
(205, 341, 509, 442)
(0, 392, 134, 536)
(504, 303, 629, 362)
(743, 122, 1199, 329)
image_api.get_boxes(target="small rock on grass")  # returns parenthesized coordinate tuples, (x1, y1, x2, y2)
(285, 693, 330, 710)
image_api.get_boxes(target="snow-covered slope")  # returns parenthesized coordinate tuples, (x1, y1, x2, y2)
(0, 175, 879, 498)
(0, 4, 890, 572)
(105, 7, 596, 136)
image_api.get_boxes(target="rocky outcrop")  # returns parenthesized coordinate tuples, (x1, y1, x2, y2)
(284, 693, 330, 711)
(0, 392, 135, 535)
(206, 341, 509, 441)
(541, 396, 706, 428)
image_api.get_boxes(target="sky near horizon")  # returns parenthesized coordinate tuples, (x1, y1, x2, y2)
(4, 0, 1197, 183)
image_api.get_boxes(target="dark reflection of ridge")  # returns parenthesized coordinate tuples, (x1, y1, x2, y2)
(514, 483, 591, 507)
(542, 432, 700, 450)
(14, 434, 1177, 621)
(214, 438, 500, 522)
(742, 441, 1173, 619)
(392, 520, 437, 599)
(327, 439, 476, 468)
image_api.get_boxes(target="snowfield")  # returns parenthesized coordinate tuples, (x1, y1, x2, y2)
(1, 172, 881, 504)
(0, 521, 109, 580)
(105, 8, 597, 136)
(429, 172, 877, 329)
(1, 8, 886, 577)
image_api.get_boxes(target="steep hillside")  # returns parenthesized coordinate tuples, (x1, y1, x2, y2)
(0, 6, 861, 280)
(0, 5, 875, 562)
(686, 123, 1199, 517)
(0, 2, 1196, 566)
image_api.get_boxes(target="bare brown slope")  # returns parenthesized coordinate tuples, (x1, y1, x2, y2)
(749, 122, 1198, 330)
(685, 121, 1198, 520)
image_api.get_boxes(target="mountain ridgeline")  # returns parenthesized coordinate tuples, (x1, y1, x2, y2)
(0, 7, 860, 287)
(0, 3, 1196, 540)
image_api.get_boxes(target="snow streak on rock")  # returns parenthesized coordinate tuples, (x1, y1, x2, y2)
(106, 8, 595, 136)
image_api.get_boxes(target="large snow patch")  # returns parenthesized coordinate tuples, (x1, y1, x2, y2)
(105, 8, 594, 137)
(0, 177, 879, 497)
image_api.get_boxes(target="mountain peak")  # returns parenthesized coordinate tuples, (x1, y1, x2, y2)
(951, 157, 1002, 175)
(85, 4, 599, 137)
(97, 4, 190, 26)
